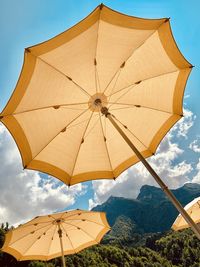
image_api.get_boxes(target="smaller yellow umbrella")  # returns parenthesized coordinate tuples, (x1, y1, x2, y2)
(1, 210, 110, 267)
(172, 197, 200, 231)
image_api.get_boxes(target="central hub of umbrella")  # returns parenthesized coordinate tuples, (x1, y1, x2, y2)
(53, 218, 64, 225)
(88, 93, 108, 112)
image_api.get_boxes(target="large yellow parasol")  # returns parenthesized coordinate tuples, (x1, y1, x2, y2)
(2, 210, 110, 267)
(0, 4, 199, 237)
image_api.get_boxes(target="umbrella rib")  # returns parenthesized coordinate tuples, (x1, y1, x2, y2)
(61, 211, 110, 228)
(58, 107, 87, 111)
(98, 111, 114, 176)
(107, 69, 122, 102)
(0, 102, 88, 117)
(102, 68, 122, 96)
(9, 222, 53, 246)
(60, 210, 90, 220)
(60, 224, 77, 253)
(94, 65, 98, 94)
(110, 114, 153, 155)
(84, 114, 102, 139)
(64, 218, 107, 228)
(61, 211, 110, 227)
(104, 116, 107, 139)
(62, 221, 99, 244)
(46, 224, 57, 257)
(37, 56, 91, 97)
(18, 224, 54, 260)
(109, 103, 173, 115)
(66, 113, 99, 131)
(47, 214, 58, 220)
(2, 102, 89, 117)
(94, 9, 102, 94)
(108, 69, 179, 98)
(94, 64, 101, 94)
(108, 84, 137, 109)
(26, 108, 89, 167)
(19, 220, 54, 229)
(70, 111, 95, 180)
(102, 22, 165, 95)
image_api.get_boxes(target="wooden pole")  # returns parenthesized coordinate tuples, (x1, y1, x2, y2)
(101, 106, 200, 239)
(58, 224, 66, 267)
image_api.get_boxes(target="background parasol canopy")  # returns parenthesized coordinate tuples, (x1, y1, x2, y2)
(0, 4, 192, 186)
(172, 196, 200, 231)
(1, 210, 110, 262)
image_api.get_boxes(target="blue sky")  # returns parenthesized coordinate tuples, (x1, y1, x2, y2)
(0, 0, 200, 225)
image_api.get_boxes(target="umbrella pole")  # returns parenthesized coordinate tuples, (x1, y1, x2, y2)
(58, 224, 66, 267)
(101, 107, 200, 239)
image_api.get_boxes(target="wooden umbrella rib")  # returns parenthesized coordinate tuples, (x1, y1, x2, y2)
(23, 223, 54, 257)
(18, 239, 39, 260)
(98, 111, 114, 176)
(62, 221, 99, 244)
(102, 68, 121, 95)
(104, 116, 107, 139)
(60, 224, 77, 253)
(111, 115, 153, 155)
(109, 102, 173, 115)
(60, 210, 90, 221)
(97, 67, 101, 93)
(102, 25, 162, 95)
(107, 69, 179, 98)
(107, 68, 122, 102)
(84, 114, 102, 139)
(61, 221, 81, 231)
(26, 108, 89, 167)
(66, 113, 99, 131)
(95, 64, 100, 94)
(94, 8, 102, 94)
(108, 83, 136, 98)
(1, 102, 88, 117)
(57, 106, 87, 111)
(60, 211, 107, 227)
(94, 8, 101, 60)
(9, 222, 53, 246)
(109, 106, 136, 111)
(38, 56, 91, 97)
(19, 220, 54, 229)
(46, 224, 57, 257)
(70, 111, 95, 179)
(107, 84, 137, 109)
(64, 218, 106, 228)
(47, 214, 58, 220)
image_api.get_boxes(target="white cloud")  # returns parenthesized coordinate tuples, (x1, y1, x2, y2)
(173, 109, 196, 139)
(184, 94, 190, 99)
(192, 159, 200, 184)
(89, 109, 195, 209)
(0, 123, 86, 226)
(189, 137, 200, 153)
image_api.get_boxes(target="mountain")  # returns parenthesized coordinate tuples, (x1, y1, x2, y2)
(92, 183, 200, 239)
(1, 226, 200, 266)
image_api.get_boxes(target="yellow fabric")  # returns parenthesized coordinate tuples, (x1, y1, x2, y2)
(0, 4, 192, 185)
(172, 197, 200, 231)
(2, 210, 110, 261)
